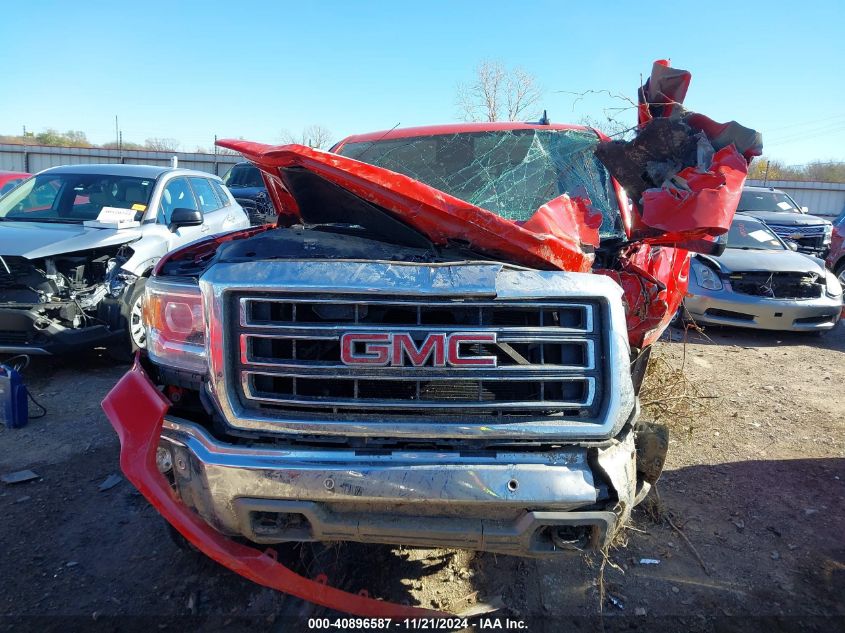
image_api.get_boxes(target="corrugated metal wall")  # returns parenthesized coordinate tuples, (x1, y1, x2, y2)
(0, 144, 242, 177)
(746, 180, 845, 220)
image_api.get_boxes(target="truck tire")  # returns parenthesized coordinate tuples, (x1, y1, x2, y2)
(107, 278, 147, 362)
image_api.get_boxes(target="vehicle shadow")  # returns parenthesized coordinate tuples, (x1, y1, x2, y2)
(662, 321, 845, 352)
(465, 457, 845, 619)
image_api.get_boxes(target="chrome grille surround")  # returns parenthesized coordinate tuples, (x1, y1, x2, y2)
(201, 260, 635, 441)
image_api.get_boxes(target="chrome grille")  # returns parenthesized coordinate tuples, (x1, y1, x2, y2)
(767, 224, 827, 238)
(767, 224, 827, 250)
(231, 295, 604, 420)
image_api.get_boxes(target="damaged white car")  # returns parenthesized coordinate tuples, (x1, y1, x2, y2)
(0, 164, 249, 359)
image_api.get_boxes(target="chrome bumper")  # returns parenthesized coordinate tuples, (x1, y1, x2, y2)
(685, 288, 842, 331)
(160, 417, 635, 556)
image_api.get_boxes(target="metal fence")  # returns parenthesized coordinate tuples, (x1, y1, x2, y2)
(746, 179, 845, 220)
(0, 143, 242, 177)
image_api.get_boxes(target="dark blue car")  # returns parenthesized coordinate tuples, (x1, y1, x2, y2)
(222, 162, 275, 225)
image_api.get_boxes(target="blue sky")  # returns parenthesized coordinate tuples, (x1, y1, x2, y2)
(1, 0, 843, 164)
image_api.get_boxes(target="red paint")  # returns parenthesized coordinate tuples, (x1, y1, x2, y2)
(101, 359, 444, 618)
(153, 225, 272, 276)
(0, 171, 31, 193)
(826, 218, 844, 273)
(596, 243, 690, 349)
(638, 145, 749, 243)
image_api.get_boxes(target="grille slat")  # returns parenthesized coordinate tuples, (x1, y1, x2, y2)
(230, 295, 604, 421)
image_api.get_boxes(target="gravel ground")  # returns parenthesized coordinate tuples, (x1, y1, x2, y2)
(1, 322, 843, 631)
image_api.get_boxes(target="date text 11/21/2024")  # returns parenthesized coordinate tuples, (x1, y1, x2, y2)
(306, 617, 528, 629)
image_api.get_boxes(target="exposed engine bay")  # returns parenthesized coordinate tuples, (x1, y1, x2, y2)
(0, 248, 137, 351)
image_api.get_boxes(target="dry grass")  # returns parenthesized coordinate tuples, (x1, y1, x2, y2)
(639, 332, 718, 432)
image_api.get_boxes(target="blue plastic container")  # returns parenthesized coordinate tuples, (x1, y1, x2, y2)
(0, 364, 28, 429)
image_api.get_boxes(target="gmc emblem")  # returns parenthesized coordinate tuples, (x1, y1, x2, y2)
(340, 332, 498, 367)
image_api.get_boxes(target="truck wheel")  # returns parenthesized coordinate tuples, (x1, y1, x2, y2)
(107, 278, 147, 362)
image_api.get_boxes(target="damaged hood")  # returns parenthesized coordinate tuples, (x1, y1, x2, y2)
(216, 135, 605, 272)
(0, 221, 143, 259)
(705, 248, 827, 275)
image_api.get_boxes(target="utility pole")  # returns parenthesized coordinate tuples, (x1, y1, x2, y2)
(762, 160, 770, 186)
(115, 115, 119, 148)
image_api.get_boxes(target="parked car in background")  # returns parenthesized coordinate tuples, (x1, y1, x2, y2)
(825, 209, 845, 282)
(738, 186, 832, 258)
(0, 164, 249, 359)
(0, 170, 31, 196)
(682, 214, 842, 331)
(222, 161, 275, 225)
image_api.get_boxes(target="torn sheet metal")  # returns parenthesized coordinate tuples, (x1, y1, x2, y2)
(101, 359, 444, 618)
(599, 59, 761, 246)
(596, 242, 690, 349)
(217, 132, 606, 272)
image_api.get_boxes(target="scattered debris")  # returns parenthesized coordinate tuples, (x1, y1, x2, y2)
(771, 551, 780, 561)
(15, 496, 31, 503)
(66, 561, 78, 568)
(732, 519, 745, 532)
(456, 596, 504, 617)
(639, 558, 661, 565)
(187, 591, 198, 615)
(98, 474, 123, 492)
(607, 594, 625, 610)
(635, 607, 648, 616)
(1, 469, 40, 484)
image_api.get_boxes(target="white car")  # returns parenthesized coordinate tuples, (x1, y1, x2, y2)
(0, 164, 249, 359)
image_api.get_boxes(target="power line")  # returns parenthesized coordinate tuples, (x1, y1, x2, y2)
(761, 113, 845, 134)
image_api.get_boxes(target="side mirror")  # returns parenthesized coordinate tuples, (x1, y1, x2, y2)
(168, 207, 202, 232)
(785, 240, 799, 251)
(801, 206, 809, 214)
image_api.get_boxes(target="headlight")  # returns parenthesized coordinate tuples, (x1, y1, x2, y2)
(143, 278, 206, 373)
(825, 270, 843, 298)
(690, 258, 723, 290)
(823, 224, 833, 244)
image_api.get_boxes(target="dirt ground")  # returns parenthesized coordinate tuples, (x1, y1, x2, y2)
(1, 322, 843, 631)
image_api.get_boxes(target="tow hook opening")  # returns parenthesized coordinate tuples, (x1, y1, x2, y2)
(250, 510, 315, 542)
(532, 524, 594, 553)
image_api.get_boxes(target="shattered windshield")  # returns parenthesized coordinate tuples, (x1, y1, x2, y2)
(338, 129, 624, 240)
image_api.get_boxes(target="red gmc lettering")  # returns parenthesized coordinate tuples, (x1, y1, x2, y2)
(340, 332, 497, 367)
(391, 333, 446, 366)
(447, 333, 497, 367)
(339, 332, 391, 365)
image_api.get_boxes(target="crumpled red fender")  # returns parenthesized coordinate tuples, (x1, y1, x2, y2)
(101, 359, 445, 618)
(217, 140, 599, 272)
(519, 194, 602, 263)
(639, 145, 748, 241)
(596, 243, 690, 349)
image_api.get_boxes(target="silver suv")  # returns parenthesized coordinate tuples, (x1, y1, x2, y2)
(0, 164, 249, 359)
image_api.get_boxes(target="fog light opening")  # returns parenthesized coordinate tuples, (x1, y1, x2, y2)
(156, 446, 173, 474)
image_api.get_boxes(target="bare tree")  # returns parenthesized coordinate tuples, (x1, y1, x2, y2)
(144, 137, 180, 151)
(456, 61, 543, 122)
(280, 125, 334, 150)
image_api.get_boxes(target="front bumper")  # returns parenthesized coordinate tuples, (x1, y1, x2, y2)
(102, 360, 636, 614)
(102, 360, 445, 617)
(0, 305, 122, 355)
(684, 287, 842, 331)
(160, 418, 629, 556)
